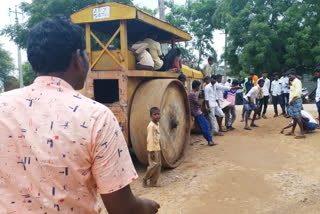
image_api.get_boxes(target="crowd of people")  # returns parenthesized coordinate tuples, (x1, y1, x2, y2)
(144, 64, 320, 189)
(185, 58, 320, 147)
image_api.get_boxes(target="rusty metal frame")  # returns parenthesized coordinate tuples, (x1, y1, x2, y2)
(90, 26, 121, 69)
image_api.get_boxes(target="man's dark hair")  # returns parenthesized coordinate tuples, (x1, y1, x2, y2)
(262, 71, 268, 74)
(232, 80, 239, 85)
(227, 79, 231, 82)
(178, 73, 187, 81)
(274, 72, 280, 77)
(192, 80, 201, 89)
(27, 16, 86, 74)
(211, 74, 216, 79)
(281, 67, 288, 73)
(150, 107, 160, 115)
(208, 56, 214, 61)
(249, 72, 255, 76)
(258, 79, 265, 84)
(216, 74, 222, 79)
(204, 76, 210, 81)
(288, 68, 296, 75)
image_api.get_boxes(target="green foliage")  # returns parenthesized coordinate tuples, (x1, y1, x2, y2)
(22, 62, 37, 86)
(214, 0, 320, 78)
(166, 0, 217, 69)
(138, 6, 158, 16)
(2, 0, 319, 77)
(0, 44, 15, 86)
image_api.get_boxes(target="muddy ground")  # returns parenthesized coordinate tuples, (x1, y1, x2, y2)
(102, 104, 320, 214)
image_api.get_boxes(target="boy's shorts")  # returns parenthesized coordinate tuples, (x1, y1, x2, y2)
(302, 120, 318, 131)
(288, 98, 302, 119)
(243, 99, 257, 111)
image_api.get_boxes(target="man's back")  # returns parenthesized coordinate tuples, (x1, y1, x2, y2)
(242, 78, 254, 94)
(0, 77, 137, 213)
(259, 77, 270, 96)
(132, 43, 154, 67)
(289, 78, 302, 101)
(143, 38, 163, 70)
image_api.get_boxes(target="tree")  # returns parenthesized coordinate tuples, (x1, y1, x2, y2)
(22, 62, 37, 86)
(137, 6, 157, 16)
(213, 0, 320, 78)
(0, 43, 15, 87)
(278, 0, 320, 72)
(166, 0, 217, 69)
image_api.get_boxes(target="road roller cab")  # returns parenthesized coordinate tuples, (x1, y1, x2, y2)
(71, 2, 203, 168)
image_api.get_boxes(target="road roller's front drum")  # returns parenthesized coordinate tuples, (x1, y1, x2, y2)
(129, 79, 191, 168)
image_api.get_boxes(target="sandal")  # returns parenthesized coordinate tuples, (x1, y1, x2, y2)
(208, 142, 217, 146)
(251, 124, 259, 127)
(244, 127, 252, 130)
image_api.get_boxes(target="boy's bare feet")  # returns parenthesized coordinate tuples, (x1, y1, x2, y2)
(285, 132, 295, 136)
(143, 179, 148, 188)
(280, 129, 284, 134)
(148, 183, 161, 188)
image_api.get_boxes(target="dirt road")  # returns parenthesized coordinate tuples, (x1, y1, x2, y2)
(103, 104, 320, 214)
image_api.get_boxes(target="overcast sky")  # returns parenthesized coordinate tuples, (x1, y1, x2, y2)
(0, 0, 224, 73)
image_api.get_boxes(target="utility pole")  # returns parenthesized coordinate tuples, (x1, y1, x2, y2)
(9, 6, 24, 88)
(158, 0, 165, 20)
(158, 0, 168, 54)
(224, 30, 228, 82)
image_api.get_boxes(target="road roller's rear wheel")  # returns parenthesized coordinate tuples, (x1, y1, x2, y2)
(129, 79, 191, 168)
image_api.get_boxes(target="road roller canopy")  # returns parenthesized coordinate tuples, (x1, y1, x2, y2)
(70, 2, 191, 43)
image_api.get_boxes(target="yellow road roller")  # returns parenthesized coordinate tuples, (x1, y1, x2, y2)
(71, 2, 203, 168)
